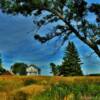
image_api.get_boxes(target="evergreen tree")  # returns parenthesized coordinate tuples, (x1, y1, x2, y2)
(60, 42, 83, 76)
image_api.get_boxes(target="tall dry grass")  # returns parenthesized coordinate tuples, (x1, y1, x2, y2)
(0, 76, 100, 100)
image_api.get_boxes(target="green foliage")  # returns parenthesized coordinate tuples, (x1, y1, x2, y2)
(0, 54, 5, 74)
(0, 0, 100, 57)
(11, 63, 28, 75)
(60, 42, 83, 76)
(0, 54, 2, 69)
(50, 63, 60, 76)
(87, 74, 100, 76)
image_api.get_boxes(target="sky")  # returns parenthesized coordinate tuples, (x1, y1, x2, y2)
(0, 0, 100, 75)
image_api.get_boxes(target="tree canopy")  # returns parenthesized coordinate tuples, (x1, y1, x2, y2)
(11, 63, 28, 75)
(0, 0, 100, 57)
(50, 63, 60, 75)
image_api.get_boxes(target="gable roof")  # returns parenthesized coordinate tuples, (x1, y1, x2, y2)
(26, 65, 41, 73)
(29, 64, 40, 71)
(0, 71, 14, 75)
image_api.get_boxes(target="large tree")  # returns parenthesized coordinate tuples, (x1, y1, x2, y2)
(0, 0, 100, 57)
(60, 42, 83, 76)
(11, 63, 28, 75)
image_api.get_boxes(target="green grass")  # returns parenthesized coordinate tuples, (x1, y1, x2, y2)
(32, 81, 100, 100)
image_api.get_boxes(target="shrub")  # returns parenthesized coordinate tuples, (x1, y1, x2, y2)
(24, 79, 37, 86)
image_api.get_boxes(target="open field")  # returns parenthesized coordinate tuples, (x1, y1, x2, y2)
(0, 76, 100, 100)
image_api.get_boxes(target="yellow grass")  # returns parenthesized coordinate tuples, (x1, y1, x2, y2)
(0, 76, 100, 100)
(13, 84, 45, 95)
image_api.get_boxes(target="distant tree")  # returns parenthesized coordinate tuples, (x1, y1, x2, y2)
(11, 63, 28, 75)
(0, 54, 5, 74)
(60, 42, 83, 76)
(0, 0, 100, 57)
(50, 63, 60, 76)
(87, 74, 100, 76)
(0, 54, 2, 71)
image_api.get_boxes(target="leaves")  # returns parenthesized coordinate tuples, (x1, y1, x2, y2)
(0, 0, 100, 57)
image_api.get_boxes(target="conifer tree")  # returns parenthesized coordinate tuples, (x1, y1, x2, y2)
(60, 42, 83, 76)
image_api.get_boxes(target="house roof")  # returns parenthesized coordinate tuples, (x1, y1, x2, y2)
(0, 71, 14, 75)
(26, 65, 41, 73)
(29, 65, 40, 70)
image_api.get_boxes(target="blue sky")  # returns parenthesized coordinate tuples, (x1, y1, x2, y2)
(0, 0, 100, 75)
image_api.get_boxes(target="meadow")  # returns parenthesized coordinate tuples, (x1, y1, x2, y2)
(0, 76, 100, 100)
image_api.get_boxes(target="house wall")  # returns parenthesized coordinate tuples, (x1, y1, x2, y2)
(27, 72, 38, 76)
(26, 66, 40, 76)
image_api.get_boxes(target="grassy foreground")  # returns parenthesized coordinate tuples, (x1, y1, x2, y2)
(0, 76, 100, 100)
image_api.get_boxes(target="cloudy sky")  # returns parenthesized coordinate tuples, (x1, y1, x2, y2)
(0, 0, 100, 75)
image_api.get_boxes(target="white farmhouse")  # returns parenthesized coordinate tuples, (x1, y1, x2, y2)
(26, 64, 41, 76)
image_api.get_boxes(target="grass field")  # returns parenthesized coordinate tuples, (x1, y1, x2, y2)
(0, 76, 100, 100)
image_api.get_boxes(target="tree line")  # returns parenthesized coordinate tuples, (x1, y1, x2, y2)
(0, 56, 39, 75)
(0, 42, 82, 76)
